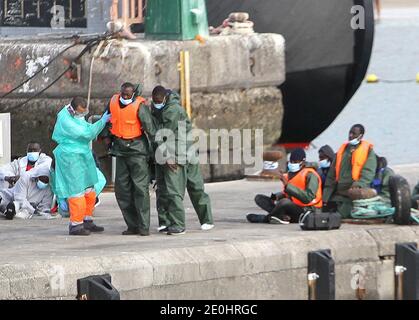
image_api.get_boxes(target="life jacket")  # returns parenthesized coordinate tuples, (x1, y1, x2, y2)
(109, 94, 145, 139)
(335, 141, 373, 182)
(284, 168, 323, 208)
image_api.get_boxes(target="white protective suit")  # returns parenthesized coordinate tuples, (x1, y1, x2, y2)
(0, 165, 54, 219)
(0, 153, 52, 189)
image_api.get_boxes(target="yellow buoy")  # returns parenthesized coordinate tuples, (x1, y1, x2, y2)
(366, 74, 379, 83)
(416, 73, 419, 83)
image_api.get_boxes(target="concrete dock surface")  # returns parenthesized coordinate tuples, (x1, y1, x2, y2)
(0, 164, 418, 300)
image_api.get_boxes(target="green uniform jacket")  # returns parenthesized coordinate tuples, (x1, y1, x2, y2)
(323, 143, 377, 202)
(101, 98, 155, 157)
(285, 167, 320, 210)
(378, 167, 394, 199)
(151, 92, 193, 165)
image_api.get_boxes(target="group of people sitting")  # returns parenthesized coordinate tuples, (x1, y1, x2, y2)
(247, 123, 399, 225)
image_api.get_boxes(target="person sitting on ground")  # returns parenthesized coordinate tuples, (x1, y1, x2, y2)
(323, 124, 377, 218)
(371, 156, 394, 200)
(0, 142, 52, 189)
(247, 148, 323, 225)
(0, 165, 53, 220)
(317, 145, 335, 187)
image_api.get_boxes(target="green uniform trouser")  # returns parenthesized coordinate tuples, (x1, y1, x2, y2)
(156, 163, 213, 228)
(328, 194, 353, 219)
(115, 154, 150, 231)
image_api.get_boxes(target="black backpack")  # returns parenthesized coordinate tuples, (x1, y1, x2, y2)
(299, 211, 341, 231)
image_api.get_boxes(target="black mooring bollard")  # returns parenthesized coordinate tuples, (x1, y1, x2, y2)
(395, 243, 419, 300)
(77, 274, 120, 300)
(307, 249, 335, 300)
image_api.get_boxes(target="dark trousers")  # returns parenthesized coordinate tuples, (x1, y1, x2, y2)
(255, 194, 304, 223)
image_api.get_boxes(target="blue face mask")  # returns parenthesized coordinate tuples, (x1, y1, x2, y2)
(153, 97, 166, 110)
(36, 180, 49, 190)
(27, 152, 40, 162)
(154, 103, 165, 110)
(319, 159, 331, 169)
(288, 162, 302, 173)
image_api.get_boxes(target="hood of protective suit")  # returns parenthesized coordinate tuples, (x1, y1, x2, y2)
(29, 165, 51, 179)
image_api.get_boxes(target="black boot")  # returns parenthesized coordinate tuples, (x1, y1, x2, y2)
(122, 228, 140, 235)
(5, 202, 16, 220)
(69, 224, 91, 236)
(246, 213, 269, 223)
(83, 220, 105, 232)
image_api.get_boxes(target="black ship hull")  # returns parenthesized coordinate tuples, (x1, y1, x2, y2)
(206, 0, 374, 145)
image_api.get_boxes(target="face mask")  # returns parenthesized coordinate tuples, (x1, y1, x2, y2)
(120, 95, 134, 106)
(319, 159, 331, 169)
(288, 162, 302, 173)
(36, 180, 49, 190)
(27, 152, 40, 162)
(349, 137, 361, 146)
(75, 110, 88, 118)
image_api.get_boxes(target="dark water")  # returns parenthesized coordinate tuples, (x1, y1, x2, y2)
(306, 8, 419, 166)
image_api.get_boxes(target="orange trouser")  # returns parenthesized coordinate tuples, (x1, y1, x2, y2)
(68, 190, 97, 224)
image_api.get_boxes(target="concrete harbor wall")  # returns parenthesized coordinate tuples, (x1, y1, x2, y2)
(0, 225, 417, 300)
(0, 34, 285, 181)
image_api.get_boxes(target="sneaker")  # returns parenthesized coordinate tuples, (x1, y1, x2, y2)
(246, 213, 268, 223)
(122, 228, 140, 235)
(139, 229, 150, 236)
(201, 223, 214, 231)
(94, 197, 101, 208)
(269, 215, 290, 225)
(167, 226, 186, 235)
(83, 220, 105, 232)
(157, 226, 169, 233)
(69, 224, 91, 236)
(5, 202, 16, 220)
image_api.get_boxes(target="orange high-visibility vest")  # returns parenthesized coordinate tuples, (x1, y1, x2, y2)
(109, 94, 145, 139)
(335, 140, 373, 182)
(284, 168, 323, 208)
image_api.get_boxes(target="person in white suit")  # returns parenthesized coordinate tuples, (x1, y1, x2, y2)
(0, 142, 52, 190)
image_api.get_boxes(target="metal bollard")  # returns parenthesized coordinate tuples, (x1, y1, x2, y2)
(307, 249, 335, 300)
(395, 242, 419, 300)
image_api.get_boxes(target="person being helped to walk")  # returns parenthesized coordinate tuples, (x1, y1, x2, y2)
(0, 142, 52, 190)
(51, 97, 111, 236)
(151, 85, 214, 235)
(247, 148, 323, 225)
(323, 124, 377, 218)
(101, 82, 155, 236)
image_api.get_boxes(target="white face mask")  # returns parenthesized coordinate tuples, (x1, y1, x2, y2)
(349, 137, 361, 146)
(319, 159, 331, 169)
(153, 97, 166, 110)
(288, 162, 302, 173)
(120, 94, 134, 106)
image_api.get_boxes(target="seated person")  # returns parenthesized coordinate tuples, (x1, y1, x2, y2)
(247, 148, 323, 225)
(371, 156, 394, 200)
(323, 124, 377, 218)
(0, 165, 53, 220)
(0, 142, 52, 189)
(317, 145, 335, 187)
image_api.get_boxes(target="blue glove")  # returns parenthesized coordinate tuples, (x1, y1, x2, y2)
(59, 200, 69, 212)
(101, 111, 111, 124)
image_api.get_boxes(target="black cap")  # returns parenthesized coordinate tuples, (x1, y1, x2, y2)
(290, 148, 306, 162)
